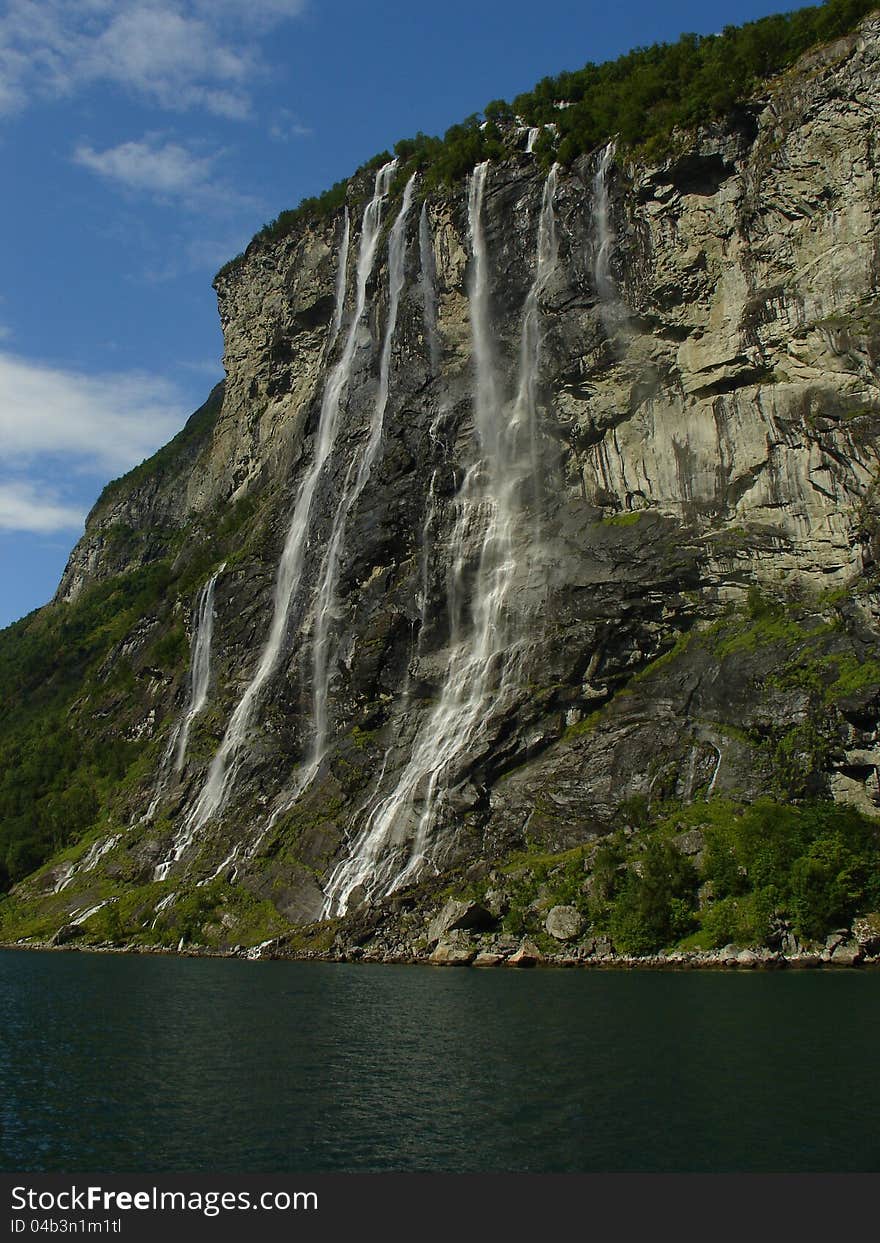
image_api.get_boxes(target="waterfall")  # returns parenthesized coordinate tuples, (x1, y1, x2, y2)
(418, 199, 440, 374)
(512, 164, 558, 520)
(323, 161, 558, 915)
(142, 565, 224, 824)
(288, 172, 418, 801)
(525, 126, 540, 154)
(592, 140, 618, 316)
(173, 565, 224, 772)
(55, 833, 121, 893)
(165, 160, 397, 873)
(416, 199, 445, 634)
(329, 207, 350, 346)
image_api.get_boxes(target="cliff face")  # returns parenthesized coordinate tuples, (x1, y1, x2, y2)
(8, 17, 880, 952)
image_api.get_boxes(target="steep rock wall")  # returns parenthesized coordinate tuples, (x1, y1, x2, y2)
(11, 16, 880, 945)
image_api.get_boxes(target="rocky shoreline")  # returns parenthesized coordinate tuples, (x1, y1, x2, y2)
(3, 935, 878, 971)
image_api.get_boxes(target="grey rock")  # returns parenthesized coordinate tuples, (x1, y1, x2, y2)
(483, 888, 509, 919)
(427, 899, 497, 945)
(545, 905, 584, 942)
(472, 951, 504, 967)
(429, 936, 476, 966)
(507, 939, 544, 968)
(829, 941, 863, 966)
(735, 949, 759, 968)
(672, 829, 705, 857)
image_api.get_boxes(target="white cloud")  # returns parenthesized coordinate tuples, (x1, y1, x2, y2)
(0, 350, 185, 473)
(0, 480, 84, 534)
(71, 136, 261, 218)
(0, 349, 194, 534)
(73, 138, 216, 197)
(269, 107, 313, 142)
(83, 6, 254, 117)
(0, 1, 307, 119)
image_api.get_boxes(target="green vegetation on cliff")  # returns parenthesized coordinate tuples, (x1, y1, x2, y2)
(0, 560, 187, 890)
(219, 0, 876, 276)
(0, 385, 227, 894)
(96, 382, 224, 512)
(461, 797, 880, 956)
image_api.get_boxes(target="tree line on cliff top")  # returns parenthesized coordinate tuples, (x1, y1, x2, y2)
(215, 0, 875, 277)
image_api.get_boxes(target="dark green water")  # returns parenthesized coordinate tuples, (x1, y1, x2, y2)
(1, 950, 877, 1173)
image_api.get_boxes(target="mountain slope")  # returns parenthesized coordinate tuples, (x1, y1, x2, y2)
(2, 8, 880, 962)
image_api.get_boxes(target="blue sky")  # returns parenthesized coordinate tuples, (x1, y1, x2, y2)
(0, 0, 815, 628)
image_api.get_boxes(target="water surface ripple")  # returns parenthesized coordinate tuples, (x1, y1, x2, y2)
(1, 952, 877, 1173)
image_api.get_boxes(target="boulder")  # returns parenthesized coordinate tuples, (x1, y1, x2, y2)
(429, 937, 476, 966)
(789, 954, 822, 969)
(482, 888, 509, 919)
(672, 828, 705, 857)
(507, 939, 543, 968)
(735, 948, 759, 968)
(545, 905, 584, 942)
(427, 898, 497, 945)
(472, 951, 504, 967)
(829, 941, 863, 966)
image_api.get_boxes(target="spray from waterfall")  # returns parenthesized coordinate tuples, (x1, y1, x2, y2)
(323, 161, 558, 915)
(163, 161, 397, 874)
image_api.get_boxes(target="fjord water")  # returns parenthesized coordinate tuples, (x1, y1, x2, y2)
(2, 951, 878, 1174)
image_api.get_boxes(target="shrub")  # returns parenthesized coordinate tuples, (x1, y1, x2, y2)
(608, 840, 698, 953)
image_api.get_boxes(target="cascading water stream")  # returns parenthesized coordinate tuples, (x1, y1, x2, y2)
(512, 164, 558, 522)
(275, 173, 418, 811)
(173, 565, 224, 772)
(418, 199, 440, 374)
(329, 207, 350, 346)
(414, 198, 449, 639)
(323, 161, 558, 915)
(142, 565, 224, 826)
(592, 140, 619, 323)
(162, 161, 397, 874)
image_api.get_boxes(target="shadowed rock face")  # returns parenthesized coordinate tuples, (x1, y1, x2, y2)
(25, 17, 880, 939)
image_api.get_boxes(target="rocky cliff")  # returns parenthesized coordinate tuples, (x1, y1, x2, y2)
(3, 13, 880, 960)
